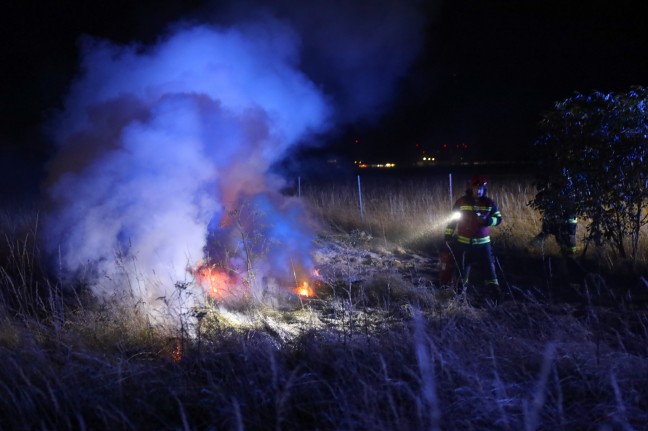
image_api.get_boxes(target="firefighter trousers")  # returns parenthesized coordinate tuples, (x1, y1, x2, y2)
(454, 242, 498, 286)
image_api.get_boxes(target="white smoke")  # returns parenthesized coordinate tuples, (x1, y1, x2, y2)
(45, 21, 328, 308)
(43, 2, 427, 314)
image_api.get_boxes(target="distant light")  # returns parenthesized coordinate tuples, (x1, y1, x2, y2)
(451, 211, 461, 220)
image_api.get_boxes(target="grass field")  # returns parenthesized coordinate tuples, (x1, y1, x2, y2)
(1, 171, 647, 430)
(301, 169, 648, 265)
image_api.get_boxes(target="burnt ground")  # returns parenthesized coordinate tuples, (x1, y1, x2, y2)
(310, 229, 648, 311)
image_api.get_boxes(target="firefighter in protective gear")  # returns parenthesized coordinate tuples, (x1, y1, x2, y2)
(532, 215, 578, 256)
(530, 177, 584, 279)
(445, 175, 502, 290)
(530, 179, 578, 257)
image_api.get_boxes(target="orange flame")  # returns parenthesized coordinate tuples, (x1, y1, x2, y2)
(293, 281, 315, 297)
(194, 263, 231, 299)
(172, 340, 183, 362)
(165, 337, 183, 362)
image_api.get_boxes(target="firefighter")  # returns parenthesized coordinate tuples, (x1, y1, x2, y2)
(530, 180, 578, 258)
(530, 178, 583, 279)
(445, 175, 503, 296)
(531, 214, 578, 257)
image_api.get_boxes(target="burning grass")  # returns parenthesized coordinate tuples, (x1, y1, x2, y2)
(1, 174, 648, 430)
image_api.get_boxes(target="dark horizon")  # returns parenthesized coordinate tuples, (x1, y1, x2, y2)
(1, 0, 647, 201)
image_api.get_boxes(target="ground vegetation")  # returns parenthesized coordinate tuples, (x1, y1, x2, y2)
(1, 173, 648, 430)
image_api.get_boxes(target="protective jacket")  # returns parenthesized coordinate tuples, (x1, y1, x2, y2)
(445, 194, 502, 244)
(540, 214, 578, 255)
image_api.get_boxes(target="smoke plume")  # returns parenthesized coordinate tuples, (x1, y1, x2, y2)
(44, 2, 426, 311)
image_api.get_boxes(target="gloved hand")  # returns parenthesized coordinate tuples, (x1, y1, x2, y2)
(474, 211, 489, 226)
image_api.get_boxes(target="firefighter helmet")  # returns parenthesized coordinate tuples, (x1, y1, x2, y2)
(468, 175, 488, 187)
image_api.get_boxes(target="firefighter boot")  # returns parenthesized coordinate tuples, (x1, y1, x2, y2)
(484, 281, 503, 304)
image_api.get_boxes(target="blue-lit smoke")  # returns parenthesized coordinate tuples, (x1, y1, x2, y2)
(204, 0, 428, 123)
(46, 22, 326, 299)
(44, 4, 426, 306)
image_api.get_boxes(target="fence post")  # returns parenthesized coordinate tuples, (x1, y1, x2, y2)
(357, 175, 364, 221)
(449, 173, 453, 208)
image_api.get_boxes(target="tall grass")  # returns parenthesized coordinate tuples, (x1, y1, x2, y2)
(301, 172, 648, 267)
(1, 175, 648, 430)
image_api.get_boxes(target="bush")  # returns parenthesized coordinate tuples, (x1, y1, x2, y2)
(533, 87, 648, 262)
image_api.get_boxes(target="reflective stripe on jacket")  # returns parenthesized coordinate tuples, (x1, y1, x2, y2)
(445, 194, 502, 244)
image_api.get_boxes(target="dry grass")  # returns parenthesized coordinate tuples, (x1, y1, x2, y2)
(301, 172, 648, 267)
(1, 174, 648, 430)
(301, 174, 547, 251)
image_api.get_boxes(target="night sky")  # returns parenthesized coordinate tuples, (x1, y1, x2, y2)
(1, 0, 647, 198)
(355, 0, 648, 163)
